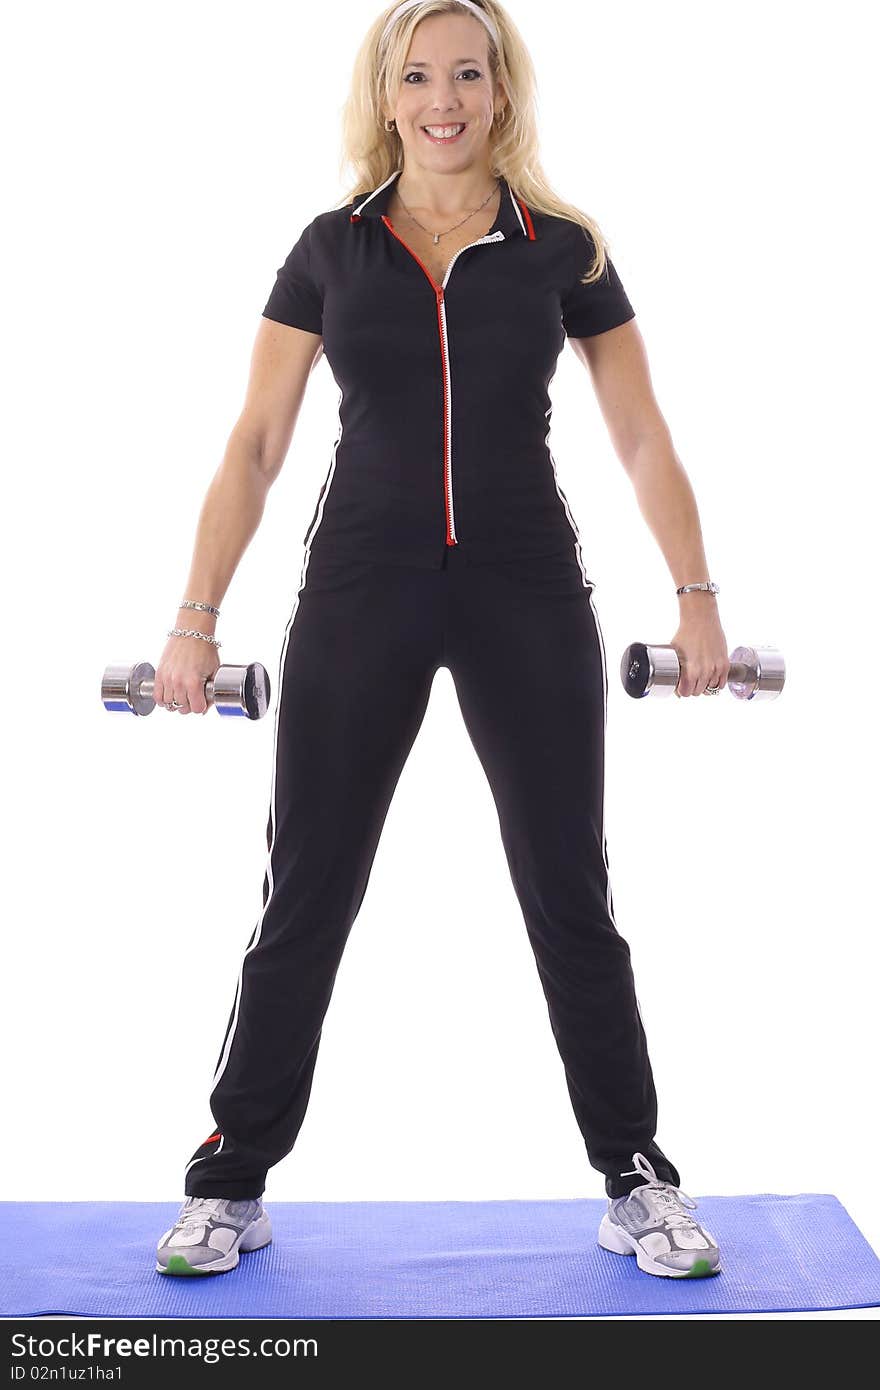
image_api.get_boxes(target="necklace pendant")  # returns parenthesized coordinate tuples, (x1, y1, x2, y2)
(433, 233, 440, 245)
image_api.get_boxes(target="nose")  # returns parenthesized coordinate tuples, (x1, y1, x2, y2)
(428, 77, 464, 111)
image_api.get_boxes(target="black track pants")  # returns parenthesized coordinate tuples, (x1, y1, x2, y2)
(183, 544, 680, 1200)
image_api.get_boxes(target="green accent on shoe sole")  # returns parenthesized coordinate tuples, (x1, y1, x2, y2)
(163, 1254, 212, 1276)
(681, 1258, 715, 1278)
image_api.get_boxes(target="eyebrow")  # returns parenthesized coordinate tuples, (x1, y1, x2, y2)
(404, 58, 483, 67)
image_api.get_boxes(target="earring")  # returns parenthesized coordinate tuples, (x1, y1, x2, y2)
(384, 118, 396, 131)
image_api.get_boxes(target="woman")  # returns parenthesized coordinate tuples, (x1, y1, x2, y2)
(155, 0, 727, 1282)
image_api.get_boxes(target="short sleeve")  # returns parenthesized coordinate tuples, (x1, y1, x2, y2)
(262, 219, 323, 335)
(561, 225, 635, 338)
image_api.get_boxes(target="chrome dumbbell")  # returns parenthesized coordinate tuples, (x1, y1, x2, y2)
(620, 644, 785, 700)
(101, 661, 271, 719)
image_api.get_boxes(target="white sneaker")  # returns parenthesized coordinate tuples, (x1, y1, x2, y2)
(156, 1196, 272, 1276)
(597, 1152, 721, 1278)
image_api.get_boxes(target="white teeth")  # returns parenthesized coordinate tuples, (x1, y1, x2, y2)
(424, 124, 465, 138)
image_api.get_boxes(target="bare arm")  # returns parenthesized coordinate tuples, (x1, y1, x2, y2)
(236, 317, 324, 483)
(567, 318, 664, 468)
(172, 318, 324, 641)
(568, 320, 716, 614)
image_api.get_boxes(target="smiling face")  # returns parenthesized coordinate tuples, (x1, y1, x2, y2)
(383, 11, 506, 178)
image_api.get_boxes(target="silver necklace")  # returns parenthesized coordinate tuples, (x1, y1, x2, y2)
(394, 178, 501, 245)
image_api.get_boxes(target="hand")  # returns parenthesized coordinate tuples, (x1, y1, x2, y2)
(669, 611, 730, 697)
(153, 634, 220, 714)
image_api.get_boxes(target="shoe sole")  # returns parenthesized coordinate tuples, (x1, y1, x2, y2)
(156, 1210, 273, 1276)
(597, 1212, 722, 1278)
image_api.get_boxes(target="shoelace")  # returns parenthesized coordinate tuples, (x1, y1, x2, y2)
(620, 1152, 700, 1229)
(177, 1197, 225, 1228)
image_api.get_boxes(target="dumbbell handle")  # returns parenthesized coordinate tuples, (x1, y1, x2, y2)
(720, 658, 751, 684)
(140, 674, 214, 702)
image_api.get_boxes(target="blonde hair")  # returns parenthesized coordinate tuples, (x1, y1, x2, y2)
(333, 0, 615, 286)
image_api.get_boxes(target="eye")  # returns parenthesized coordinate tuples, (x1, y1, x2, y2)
(404, 69, 483, 83)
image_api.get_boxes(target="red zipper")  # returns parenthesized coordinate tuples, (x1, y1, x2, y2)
(381, 217, 456, 544)
(381, 216, 504, 548)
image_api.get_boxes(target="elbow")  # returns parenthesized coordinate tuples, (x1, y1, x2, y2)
(621, 424, 676, 480)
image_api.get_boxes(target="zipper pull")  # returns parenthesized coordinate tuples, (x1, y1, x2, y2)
(435, 285, 444, 305)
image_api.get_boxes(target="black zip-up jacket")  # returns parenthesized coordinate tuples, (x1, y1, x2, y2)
(262, 169, 635, 568)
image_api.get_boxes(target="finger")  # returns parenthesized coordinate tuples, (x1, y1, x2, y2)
(188, 682, 208, 715)
(675, 654, 692, 697)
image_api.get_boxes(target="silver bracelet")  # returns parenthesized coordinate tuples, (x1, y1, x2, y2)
(168, 598, 222, 647)
(676, 581, 720, 596)
(179, 599, 221, 616)
(167, 627, 222, 646)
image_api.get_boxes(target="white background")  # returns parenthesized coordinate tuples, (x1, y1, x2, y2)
(3, 0, 878, 1292)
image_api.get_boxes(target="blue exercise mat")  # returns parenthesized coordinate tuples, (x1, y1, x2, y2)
(2, 1194, 879, 1319)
